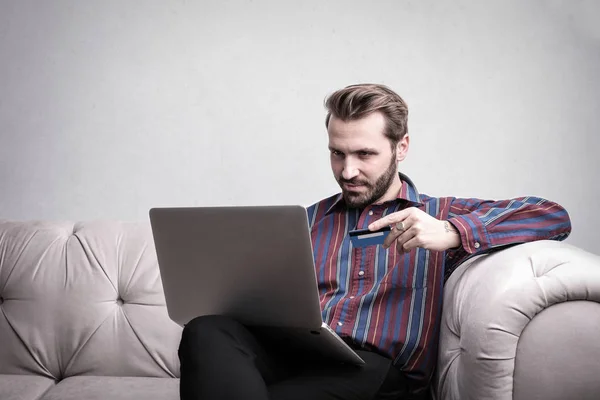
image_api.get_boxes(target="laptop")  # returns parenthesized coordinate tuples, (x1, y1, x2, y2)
(149, 205, 365, 365)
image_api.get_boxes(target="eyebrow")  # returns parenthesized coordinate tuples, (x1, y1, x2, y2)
(328, 146, 379, 154)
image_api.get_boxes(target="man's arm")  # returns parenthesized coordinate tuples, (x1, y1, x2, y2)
(445, 196, 571, 272)
(447, 196, 571, 253)
(367, 195, 571, 269)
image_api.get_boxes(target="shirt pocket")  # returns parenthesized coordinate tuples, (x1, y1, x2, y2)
(379, 264, 428, 290)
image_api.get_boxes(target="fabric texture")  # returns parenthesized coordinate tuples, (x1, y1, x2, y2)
(307, 172, 571, 387)
(0, 375, 55, 400)
(39, 376, 179, 400)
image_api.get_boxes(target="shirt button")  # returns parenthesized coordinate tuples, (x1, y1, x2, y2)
(368, 210, 373, 216)
(358, 270, 365, 276)
(337, 322, 343, 327)
(474, 242, 481, 249)
(349, 296, 355, 299)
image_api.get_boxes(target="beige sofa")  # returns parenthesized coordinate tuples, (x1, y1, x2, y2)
(0, 220, 599, 400)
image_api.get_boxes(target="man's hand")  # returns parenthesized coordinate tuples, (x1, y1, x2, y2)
(368, 207, 461, 253)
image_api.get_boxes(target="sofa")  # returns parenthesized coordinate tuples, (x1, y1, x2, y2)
(0, 219, 599, 400)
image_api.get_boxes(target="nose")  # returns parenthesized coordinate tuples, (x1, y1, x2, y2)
(341, 159, 359, 180)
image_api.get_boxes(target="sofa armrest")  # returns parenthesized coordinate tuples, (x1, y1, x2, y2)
(434, 240, 600, 400)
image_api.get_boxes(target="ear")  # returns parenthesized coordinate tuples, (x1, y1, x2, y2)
(396, 135, 409, 162)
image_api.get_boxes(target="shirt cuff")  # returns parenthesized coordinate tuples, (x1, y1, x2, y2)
(448, 215, 491, 254)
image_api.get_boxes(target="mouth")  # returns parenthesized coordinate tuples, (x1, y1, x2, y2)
(342, 183, 366, 191)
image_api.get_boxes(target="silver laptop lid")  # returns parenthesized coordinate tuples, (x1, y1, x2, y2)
(149, 205, 323, 329)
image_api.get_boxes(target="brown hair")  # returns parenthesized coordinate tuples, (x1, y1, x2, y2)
(324, 83, 409, 144)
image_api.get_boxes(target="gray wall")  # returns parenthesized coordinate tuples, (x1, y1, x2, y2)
(1, 0, 598, 254)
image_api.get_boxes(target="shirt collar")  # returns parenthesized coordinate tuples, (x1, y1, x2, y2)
(325, 172, 423, 215)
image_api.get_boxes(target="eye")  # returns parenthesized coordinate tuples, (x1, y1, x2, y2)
(330, 150, 344, 157)
(358, 151, 372, 157)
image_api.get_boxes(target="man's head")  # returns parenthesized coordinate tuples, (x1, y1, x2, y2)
(324, 84, 410, 208)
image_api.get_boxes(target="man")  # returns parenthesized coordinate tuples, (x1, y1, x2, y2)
(178, 84, 571, 399)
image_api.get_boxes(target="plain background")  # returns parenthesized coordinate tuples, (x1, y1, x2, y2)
(1, 0, 598, 254)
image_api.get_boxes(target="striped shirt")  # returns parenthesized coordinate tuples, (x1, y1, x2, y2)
(306, 173, 571, 388)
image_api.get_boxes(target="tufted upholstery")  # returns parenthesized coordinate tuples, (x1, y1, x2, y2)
(435, 240, 600, 400)
(0, 220, 182, 399)
(2, 220, 600, 399)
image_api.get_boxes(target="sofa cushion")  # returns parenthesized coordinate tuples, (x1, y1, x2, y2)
(39, 376, 178, 400)
(0, 221, 182, 379)
(513, 300, 600, 400)
(0, 374, 55, 400)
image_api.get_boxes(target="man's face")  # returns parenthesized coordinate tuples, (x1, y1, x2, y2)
(327, 112, 408, 208)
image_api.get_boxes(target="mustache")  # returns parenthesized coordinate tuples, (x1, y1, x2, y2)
(339, 178, 369, 186)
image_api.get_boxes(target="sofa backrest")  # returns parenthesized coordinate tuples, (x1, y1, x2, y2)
(0, 220, 182, 380)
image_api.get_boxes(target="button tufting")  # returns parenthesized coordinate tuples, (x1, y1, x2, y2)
(0, 296, 3, 305)
(116, 298, 124, 306)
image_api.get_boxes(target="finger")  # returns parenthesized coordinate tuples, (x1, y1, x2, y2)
(400, 236, 420, 253)
(383, 226, 403, 248)
(384, 226, 413, 249)
(368, 211, 406, 231)
(388, 220, 410, 243)
(368, 208, 412, 231)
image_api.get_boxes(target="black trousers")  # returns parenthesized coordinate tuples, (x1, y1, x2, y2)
(178, 315, 411, 400)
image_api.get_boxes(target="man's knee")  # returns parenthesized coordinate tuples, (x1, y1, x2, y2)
(179, 315, 243, 364)
(181, 314, 240, 344)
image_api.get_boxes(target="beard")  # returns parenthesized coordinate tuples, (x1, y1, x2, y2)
(338, 153, 398, 209)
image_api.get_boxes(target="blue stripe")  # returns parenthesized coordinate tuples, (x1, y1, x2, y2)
(396, 287, 425, 365)
(388, 252, 411, 353)
(458, 213, 485, 244)
(325, 222, 354, 326)
(354, 291, 374, 340)
(312, 207, 327, 289)
(486, 214, 567, 229)
(377, 256, 402, 350)
(338, 209, 375, 329)
(490, 226, 568, 241)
